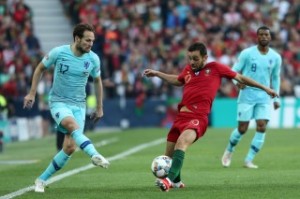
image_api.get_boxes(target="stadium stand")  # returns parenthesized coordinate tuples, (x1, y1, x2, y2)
(0, 0, 299, 141)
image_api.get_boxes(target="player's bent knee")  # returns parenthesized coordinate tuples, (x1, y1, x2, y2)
(63, 144, 76, 155)
(60, 118, 80, 133)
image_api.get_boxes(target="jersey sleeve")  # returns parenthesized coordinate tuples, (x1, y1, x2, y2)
(232, 50, 247, 72)
(177, 66, 188, 83)
(90, 54, 101, 78)
(271, 54, 282, 102)
(217, 62, 237, 79)
(42, 47, 60, 69)
(231, 50, 247, 84)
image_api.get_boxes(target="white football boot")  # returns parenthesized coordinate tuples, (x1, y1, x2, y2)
(244, 161, 258, 169)
(221, 150, 233, 167)
(91, 154, 110, 169)
(34, 178, 46, 193)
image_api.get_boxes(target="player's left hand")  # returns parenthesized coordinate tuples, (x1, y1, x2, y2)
(90, 109, 103, 124)
(266, 88, 279, 98)
(273, 101, 280, 110)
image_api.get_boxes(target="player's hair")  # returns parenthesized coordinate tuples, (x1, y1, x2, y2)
(257, 26, 270, 35)
(73, 23, 95, 41)
(188, 42, 207, 56)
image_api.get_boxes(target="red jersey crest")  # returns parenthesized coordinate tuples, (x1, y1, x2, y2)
(204, 68, 211, 76)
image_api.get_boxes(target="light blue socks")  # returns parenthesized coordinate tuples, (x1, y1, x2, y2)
(245, 132, 265, 162)
(226, 128, 242, 152)
(39, 129, 99, 181)
(39, 149, 71, 181)
(71, 129, 98, 157)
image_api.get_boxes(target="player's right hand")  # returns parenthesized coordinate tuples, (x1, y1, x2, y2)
(143, 69, 157, 77)
(23, 94, 35, 109)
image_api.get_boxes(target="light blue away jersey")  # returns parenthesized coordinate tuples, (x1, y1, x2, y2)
(42, 45, 101, 107)
(233, 45, 281, 104)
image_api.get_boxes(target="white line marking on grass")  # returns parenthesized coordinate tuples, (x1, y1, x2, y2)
(0, 160, 39, 165)
(0, 138, 165, 199)
(0, 138, 119, 166)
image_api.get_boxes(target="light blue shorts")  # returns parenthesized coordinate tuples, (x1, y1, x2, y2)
(237, 103, 271, 121)
(50, 102, 86, 134)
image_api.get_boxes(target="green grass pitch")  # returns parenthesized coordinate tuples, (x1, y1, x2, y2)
(0, 128, 299, 199)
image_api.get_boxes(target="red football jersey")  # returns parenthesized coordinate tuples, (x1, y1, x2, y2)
(177, 61, 237, 115)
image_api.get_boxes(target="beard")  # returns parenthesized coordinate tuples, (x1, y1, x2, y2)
(259, 40, 269, 47)
(76, 44, 90, 54)
(191, 63, 204, 72)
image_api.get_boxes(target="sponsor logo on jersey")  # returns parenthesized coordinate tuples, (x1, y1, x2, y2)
(55, 112, 60, 118)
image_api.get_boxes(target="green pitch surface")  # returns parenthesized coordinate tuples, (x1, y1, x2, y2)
(0, 128, 300, 199)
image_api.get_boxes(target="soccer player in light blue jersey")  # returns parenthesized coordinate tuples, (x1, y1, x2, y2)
(24, 23, 110, 193)
(221, 26, 282, 169)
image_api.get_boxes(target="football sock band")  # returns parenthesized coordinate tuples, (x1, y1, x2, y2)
(71, 129, 98, 157)
(226, 128, 242, 152)
(245, 132, 265, 162)
(168, 149, 185, 182)
(39, 149, 71, 181)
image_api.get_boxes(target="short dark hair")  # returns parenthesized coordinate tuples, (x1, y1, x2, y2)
(73, 23, 95, 41)
(188, 42, 207, 56)
(257, 26, 270, 35)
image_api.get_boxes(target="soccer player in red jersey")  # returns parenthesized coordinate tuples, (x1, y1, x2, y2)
(143, 42, 278, 192)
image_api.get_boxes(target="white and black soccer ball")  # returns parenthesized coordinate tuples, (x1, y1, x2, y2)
(151, 155, 172, 179)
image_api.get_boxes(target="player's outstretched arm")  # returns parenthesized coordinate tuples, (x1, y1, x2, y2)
(143, 69, 183, 86)
(234, 73, 279, 98)
(23, 62, 47, 109)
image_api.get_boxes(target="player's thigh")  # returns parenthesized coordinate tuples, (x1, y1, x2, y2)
(175, 129, 197, 151)
(237, 103, 255, 121)
(253, 103, 271, 120)
(72, 106, 86, 132)
(50, 102, 77, 133)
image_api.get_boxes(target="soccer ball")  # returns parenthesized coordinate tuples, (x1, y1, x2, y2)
(151, 155, 172, 178)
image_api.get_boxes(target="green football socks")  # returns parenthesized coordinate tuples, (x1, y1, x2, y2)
(168, 149, 185, 182)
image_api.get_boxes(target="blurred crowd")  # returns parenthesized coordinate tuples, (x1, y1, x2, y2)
(0, 0, 42, 105)
(1, 0, 300, 112)
(60, 0, 300, 99)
